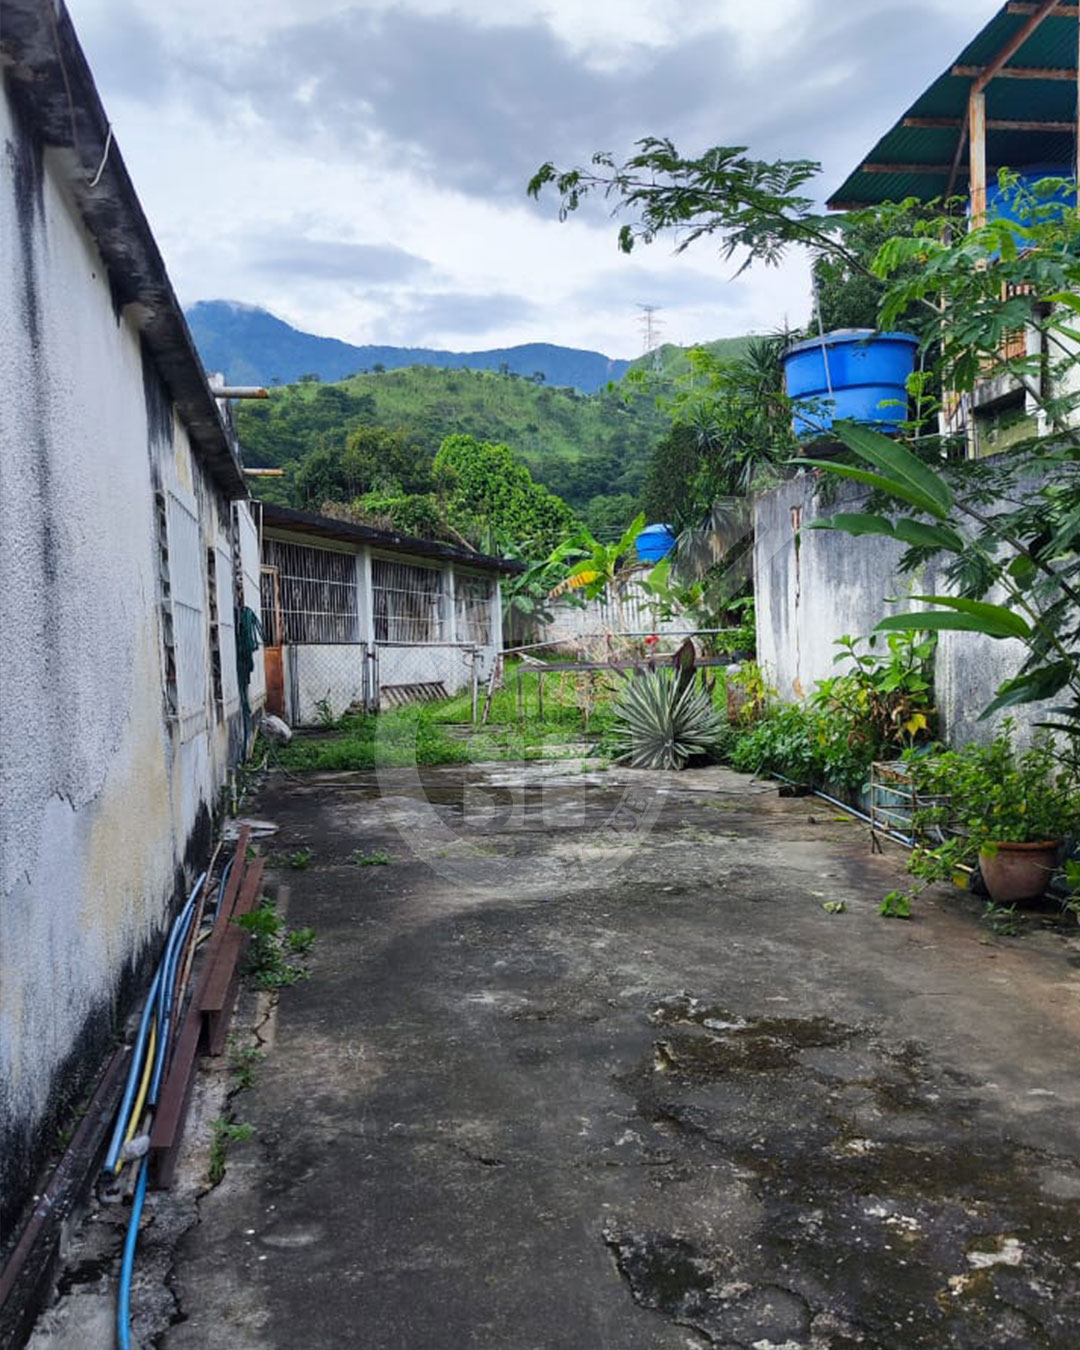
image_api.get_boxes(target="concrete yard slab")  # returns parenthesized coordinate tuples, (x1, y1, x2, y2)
(151, 763, 1080, 1347)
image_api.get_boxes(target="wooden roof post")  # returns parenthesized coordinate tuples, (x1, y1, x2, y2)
(969, 88, 988, 228)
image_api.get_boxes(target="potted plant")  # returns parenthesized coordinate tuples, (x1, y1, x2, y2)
(907, 725, 1078, 905)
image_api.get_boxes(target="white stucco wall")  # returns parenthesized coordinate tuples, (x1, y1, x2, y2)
(753, 473, 1059, 747)
(0, 83, 248, 1228)
(377, 643, 478, 700)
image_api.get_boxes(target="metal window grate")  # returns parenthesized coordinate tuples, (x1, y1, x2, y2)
(263, 538, 359, 644)
(168, 491, 209, 733)
(373, 558, 444, 644)
(206, 548, 223, 710)
(455, 574, 493, 646)
(155, 491, 178, 717)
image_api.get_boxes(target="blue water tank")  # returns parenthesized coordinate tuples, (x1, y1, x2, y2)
(635, 523, 676, 562)
(782, 328, 919, 438)
(982, 166, 1076, 256)
(985, 164, 1075, 232)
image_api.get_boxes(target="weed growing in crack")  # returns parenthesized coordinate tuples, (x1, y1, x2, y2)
(287, 849, 313, 869)
(351, 849, 389, 866)
(235, 897, 315, 989)
(208, 1117, 254, 1186)
(229, 1045, 266, 1091)
(286, 926, 316, 954)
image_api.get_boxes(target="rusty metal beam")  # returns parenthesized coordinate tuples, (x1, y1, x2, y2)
(953, 63, 1076, 80)
(975, 0, 1064, 93)
(1006, 2, 1078, 14)
(904, 115, 1075, 131)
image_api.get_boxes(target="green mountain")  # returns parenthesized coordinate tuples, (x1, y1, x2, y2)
(626, 335, 757, 380)
(188, 300, 631, 393)
(236, 364, 668, 515)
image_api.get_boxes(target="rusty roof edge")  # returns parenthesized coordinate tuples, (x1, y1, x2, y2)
(1, 1, 248, 499)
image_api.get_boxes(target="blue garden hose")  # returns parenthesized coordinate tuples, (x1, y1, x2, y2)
(148, 873, 205, 1104)
(108, 853, 236, 1342)
(103, 966, 163, 1174)
(116, 1158, 149, 1350)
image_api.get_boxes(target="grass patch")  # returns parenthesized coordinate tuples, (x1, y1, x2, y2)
(276, 705, 471, 772)
(274, 663, 729, 773)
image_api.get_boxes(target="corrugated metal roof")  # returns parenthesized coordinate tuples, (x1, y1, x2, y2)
(829, 2, 1079, 208)
(261, 505, 525, 573)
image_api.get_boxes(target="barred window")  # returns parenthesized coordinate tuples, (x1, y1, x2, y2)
(455, 574, 493, 646)
(263, 538, 359, 643)
(373, 558, 444, 644)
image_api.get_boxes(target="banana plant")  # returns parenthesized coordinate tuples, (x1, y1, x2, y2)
(548, 513, 647, 601)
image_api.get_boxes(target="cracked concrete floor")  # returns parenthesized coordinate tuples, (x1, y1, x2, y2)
(31, 763, 1080, 1348)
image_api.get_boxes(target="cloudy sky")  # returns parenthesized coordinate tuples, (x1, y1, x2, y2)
(69, 0, 1000, 357)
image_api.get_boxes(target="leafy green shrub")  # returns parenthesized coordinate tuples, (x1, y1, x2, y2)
(906, 725, 1078, 852)
(728, 703, 874, 791)
(611, 668, 727, 770)
(725, 631, 936, 791)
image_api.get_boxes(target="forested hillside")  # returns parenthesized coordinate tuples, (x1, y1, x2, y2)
(236, 364, 667, 524)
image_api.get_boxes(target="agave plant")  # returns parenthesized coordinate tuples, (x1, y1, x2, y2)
(612, 668, 727, 771)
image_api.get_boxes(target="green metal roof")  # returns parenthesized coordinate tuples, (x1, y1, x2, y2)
(829, 1, 1078, 208)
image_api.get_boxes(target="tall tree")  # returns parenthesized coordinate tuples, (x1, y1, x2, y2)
(433, 435, 578, 555)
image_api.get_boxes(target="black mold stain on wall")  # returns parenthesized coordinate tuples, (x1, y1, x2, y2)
(141, 338, 175, 453)
(5, 82, 45, 350)
(0, 799, 218, 1247)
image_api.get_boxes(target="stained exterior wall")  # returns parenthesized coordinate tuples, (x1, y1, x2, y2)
(0, 81, 249, 1234)
(753, 473, 1051, 747)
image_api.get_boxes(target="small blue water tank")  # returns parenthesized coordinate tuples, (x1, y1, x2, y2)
(636, 523, 676, 562)
(782, 328, 919, 438)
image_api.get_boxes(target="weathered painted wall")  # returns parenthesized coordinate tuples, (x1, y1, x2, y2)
(754, 473, 1052, 746)
(0, 82, 246, 1233)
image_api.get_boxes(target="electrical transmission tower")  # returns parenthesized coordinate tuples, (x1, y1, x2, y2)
(637, 304, 664, 371)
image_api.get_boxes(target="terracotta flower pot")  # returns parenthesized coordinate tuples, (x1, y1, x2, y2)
(978, 841, 1060, 905)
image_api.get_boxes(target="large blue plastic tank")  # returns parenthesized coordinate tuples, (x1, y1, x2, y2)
(782, 329, 919, 438)
(635, 523, 676, 562)
(985, 165, 1075, 232)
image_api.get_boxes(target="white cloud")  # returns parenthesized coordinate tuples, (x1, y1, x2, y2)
(68, 0, 1004, 355)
